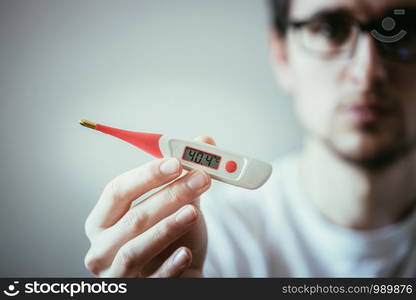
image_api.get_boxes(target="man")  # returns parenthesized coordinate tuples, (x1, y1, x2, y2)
(84, 0, 416, 277)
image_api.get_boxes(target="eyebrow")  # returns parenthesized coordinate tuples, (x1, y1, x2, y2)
(290, 8, 353, 23)
(290, 5, 416, 24)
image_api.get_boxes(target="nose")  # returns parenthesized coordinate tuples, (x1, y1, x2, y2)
(349, 33, 388, 90)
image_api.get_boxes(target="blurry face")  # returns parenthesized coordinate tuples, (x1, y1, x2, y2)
(278, 0, 416, 169)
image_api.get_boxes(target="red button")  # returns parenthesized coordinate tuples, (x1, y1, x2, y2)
(225, 160, 238, 173)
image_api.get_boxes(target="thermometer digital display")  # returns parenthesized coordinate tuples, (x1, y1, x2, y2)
(182, 147, 221, 170)
(79, 120, 272, 189)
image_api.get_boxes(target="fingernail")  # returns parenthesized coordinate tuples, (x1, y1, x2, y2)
(187, 171, 208, 190)
(176, 205, 197, 225)
(172, 248, 189, 268)
(160, 158, 180, 175)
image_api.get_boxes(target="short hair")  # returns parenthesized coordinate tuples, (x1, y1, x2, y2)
(269, 0, 291, 36)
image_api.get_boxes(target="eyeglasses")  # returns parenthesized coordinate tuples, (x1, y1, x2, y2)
(287, 8, 416, 62)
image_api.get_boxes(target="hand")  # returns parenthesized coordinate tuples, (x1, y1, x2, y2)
(84, 136, 216, 277)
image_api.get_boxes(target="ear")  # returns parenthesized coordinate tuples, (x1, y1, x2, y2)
(269, 30, 294, 93)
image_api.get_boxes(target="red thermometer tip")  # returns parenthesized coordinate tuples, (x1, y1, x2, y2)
(80, 120, 164, 158)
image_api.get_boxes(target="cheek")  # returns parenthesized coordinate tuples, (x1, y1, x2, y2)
(289, 51, 343, 136)
(389, 65, 416, 137)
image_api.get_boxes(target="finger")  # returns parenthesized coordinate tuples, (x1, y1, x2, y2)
(85, 158, 182, 239)
(85, 170, 210, 273)
(113, 169, 210, 239)
(177, 135, 216, 178)
(175, 136, 216, 179)
(148, 247, 192, 278)
(194, 136, 217, 146)
(106, 204, 199, 277)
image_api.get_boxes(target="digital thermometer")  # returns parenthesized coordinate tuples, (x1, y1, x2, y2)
(79, 120, 272, 189)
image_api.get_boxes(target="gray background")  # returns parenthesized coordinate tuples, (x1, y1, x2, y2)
(0, 0, 301, 276)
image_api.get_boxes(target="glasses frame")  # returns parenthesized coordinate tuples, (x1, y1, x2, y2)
(286, 12, 416, 63)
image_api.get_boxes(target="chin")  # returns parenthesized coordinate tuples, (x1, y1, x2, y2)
(326, 130, 413, 171)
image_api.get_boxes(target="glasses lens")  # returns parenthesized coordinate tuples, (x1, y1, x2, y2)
(295, 16, 357, 58)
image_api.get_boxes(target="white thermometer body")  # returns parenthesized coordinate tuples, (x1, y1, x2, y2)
(159, 136, 272, 190)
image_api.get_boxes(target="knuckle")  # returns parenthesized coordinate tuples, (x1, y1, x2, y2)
(84, 214, 102, 240)
(84, 216, 94, 239)
(123, 208, 148, 231)
(165, 185, 178, 204)
(154, 218, 177, 241)
(116, 245, 136, 272)
(107, 176, 123, 203)
(84, 250, 104, 276)
(166, 184, 188, 206)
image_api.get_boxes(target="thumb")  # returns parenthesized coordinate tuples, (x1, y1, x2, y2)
(193, 136, 217, 146)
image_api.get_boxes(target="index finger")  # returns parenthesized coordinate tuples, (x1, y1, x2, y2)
(85, 158, 183, 238)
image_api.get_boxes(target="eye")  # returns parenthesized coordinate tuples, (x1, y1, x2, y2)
(306, 18, 354, 46)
